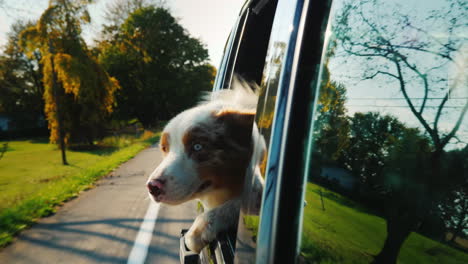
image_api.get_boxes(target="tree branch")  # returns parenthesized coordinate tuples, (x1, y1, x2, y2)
(434, 93, 449, 136)
(394, 53, 429, 115)
(363, 70, 399, 80)
(440, 98, 468, 148)
(393, 58, 438, 145)
(392, 44, 456, 65)
(25, 58, 42, 96)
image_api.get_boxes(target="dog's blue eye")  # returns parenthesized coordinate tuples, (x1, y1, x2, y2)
(193, 143, 203, 151)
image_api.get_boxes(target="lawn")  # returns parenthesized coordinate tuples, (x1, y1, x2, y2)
(301, 183, 468, 264)
(0, 132, 159, 247)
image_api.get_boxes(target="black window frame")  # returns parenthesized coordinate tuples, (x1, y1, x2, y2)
(253, 0, 332, 263)
(212, 1, 249, 92)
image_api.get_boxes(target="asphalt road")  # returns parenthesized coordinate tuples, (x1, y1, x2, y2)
(0, 145, 198, 264)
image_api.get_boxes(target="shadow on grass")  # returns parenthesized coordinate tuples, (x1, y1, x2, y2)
(311, 187, 374, 215)
(69, 133, 161, 156)
(0, 143, 14, 153)
(143, 135, 161, 145)
(300, 238, 341, 263)
(68, 145, 120, 156)
(28, 138, 49, 144)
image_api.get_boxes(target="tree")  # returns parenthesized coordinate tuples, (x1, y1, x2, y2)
(439, 147, 468, 243)
(314, 81, 350, 164)
(0, 20, 44, 129)
(345, 112, 407, 193)
(379, 128, 433, 261)
(312, 42, 350, 169)
(100, 0, 165, 41)
(20, 0, 120, 164)
(440, 186, 468, 243)
(98, 6, 215, 127)
(332, 0, 468, 262)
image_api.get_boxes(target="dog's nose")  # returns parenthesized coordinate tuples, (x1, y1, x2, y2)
(147, 179, 166, 196)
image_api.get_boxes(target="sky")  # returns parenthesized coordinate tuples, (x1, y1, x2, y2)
(0, 0, 246, 66)
(326, 0, 468, 149)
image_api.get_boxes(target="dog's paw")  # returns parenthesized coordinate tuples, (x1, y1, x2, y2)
(184, 213, 217, 253)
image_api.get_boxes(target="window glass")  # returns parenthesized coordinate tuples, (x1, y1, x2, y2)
(213, 9, 248, 91)
(301, 0, 468, 263)
(234, 0, 301, 262)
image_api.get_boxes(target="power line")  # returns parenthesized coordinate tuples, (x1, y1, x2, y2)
(347, 105, 465, 108)
(348, 97, 468, 100)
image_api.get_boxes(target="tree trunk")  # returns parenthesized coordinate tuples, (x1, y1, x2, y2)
(449, 232, 457, 243)
(55, 77, 68, 165)
(49, 40, 68, 165)
(59, 124, 68, 165)
(373, 214, 413, 264)
(87, 136, 94, 146)
(449, 216, 466, 244)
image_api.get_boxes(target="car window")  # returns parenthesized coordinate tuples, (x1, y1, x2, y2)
(300, 0, 468, 263)
(213, 3, 249, 92)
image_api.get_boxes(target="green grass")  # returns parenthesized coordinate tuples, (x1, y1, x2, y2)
(301, 183, 468, 263)
(244, 215, 259, 242)
(0, 132, 160, 247)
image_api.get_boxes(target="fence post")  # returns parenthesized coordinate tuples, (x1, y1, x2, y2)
(320, 189, 325, 211)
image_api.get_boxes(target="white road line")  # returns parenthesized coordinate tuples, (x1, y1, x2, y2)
(127, 202, 161, 264)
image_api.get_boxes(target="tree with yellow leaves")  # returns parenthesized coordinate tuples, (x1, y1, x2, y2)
(20, 0, 120, 165)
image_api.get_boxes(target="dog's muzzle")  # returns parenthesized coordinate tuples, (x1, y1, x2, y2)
(147, 179, 166, 201)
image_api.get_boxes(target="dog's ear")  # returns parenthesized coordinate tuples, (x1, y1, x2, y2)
(214, 109, 256, 146)
(215, 109, 255, 128)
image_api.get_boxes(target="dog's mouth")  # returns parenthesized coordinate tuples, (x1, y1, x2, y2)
(149, 180, 213, 204)
(196, 181, 212, 193)
(150, 190, 165, 202)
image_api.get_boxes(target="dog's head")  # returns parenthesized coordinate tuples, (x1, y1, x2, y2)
(146, 102, 255, 206)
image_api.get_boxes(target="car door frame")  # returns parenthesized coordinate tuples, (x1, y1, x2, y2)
(253, 0, 333, 263)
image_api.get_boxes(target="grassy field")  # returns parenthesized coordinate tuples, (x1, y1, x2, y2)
(301, 183, 468, 263)
(0, 132, 159, 247)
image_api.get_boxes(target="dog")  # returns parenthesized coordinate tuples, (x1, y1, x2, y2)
(146, 77, 264, 253)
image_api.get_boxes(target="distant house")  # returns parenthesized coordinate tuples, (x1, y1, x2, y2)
(320, 167, 357, 190)
(0, 115, 10, 131)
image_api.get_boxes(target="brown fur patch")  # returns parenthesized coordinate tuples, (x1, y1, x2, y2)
(182, 110, 256, 204)
(215, 109, 256, 129)
(214, 109, 255, 148)
(160, 132, 170, 154)
(260, 149, 268, 177)
(182, 127, 215, 162)
(215, 109, 256, 117)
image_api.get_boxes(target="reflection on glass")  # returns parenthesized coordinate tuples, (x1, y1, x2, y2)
(235, 39, 285, 263)
(234, 3, 291, 260)
(301, 0, 467, 263)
